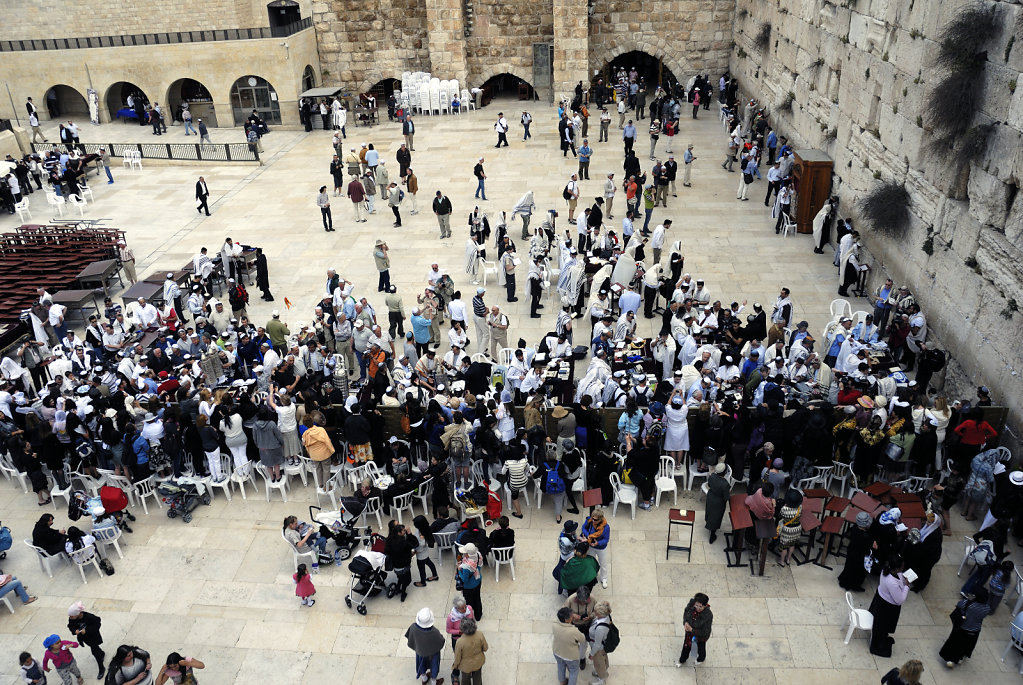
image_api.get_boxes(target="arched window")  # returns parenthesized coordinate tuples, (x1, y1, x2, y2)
(230, 75, 281, 126)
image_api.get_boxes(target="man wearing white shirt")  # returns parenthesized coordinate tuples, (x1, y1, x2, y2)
(576, 209, 589, 252)
(447, 294, 467, 328)
(519, 364, 544, 396)
(604, 172, 616, 219)
(650, 220, 669, 264)
(426, 264, 442, 287)
(494, 112, 509, 147)
(261, 343, 281, 371)
(851, 314, 879, 343)
(48, 301, 68, 342)
(692, 280, 711, 305)
(135, 298, 160, 329)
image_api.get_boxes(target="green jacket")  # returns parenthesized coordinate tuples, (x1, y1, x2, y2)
(266, 319, 290, 347)
(560, 554, 599, 591)
(643, 188, 655, 210)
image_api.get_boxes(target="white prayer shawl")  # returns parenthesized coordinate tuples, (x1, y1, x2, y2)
(529, 232, 549, 260)
(193, 253, 213, 280)
(771, 296, 792, 325)
(837, 235, 856, 286)
(651, 336, 676, 380)
(812, 200, 831, 247)
(558, 260, 585, 307)
(611, 251, 637, 288)
(676, 334, 698, 365)
(511, 192, 535, 219)
(465, 239, 482, 279)
(497, 250, 513, 287)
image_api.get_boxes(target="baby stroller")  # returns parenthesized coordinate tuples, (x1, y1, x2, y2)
(0, 521, 11, 560)
(345, 544, 397, 615)
(158, 477, 211, 523)
(309, 505, 372, 564)
(99, 485, 136, 532)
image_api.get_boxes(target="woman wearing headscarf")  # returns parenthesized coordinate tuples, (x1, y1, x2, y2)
(456, 542, 484, 619)
(907, 510, 943, 591)
(869, 506, 902, 568)
(32, 513, 67, 556)
(580, 508, 610, 588)
(68, 601, 105, 679)
(663, 388, 690, 466)
(869, 555, 910, 657)
(838, 511, 874, 592)
(962, 447, 999, 521)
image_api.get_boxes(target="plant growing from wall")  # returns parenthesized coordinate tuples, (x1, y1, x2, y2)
(858, 180, 912, 236)
(738, 7, 748, 19)
(777, 91, 795, 112)
(925, 3, 999, 149)
(737, 47, 748, 59)
(755, 23, 772, 51)
(1000, 298, 1019, 319)
(922, 235, 934, 255)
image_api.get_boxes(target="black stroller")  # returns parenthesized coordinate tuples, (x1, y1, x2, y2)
(345, 535, 397, 615)
(158, 477, 211, 523)
(308, 505, 371, 564)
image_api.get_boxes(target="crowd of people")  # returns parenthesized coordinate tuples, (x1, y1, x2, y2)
(0, 66, 1013, 683)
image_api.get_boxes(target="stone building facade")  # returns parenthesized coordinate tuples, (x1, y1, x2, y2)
(729, 0, 1023, 438)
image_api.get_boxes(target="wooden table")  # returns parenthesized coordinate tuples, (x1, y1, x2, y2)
(804, 488, 830, 500)
(892, 491, 919, 504)
(898, 500, 926, 519)
(795, 511, 823, 565)
(76, 258, 122, 296)
(667, 508, 696, 561)
(804, 497, 824, 516)
(725, 493, 752, 568)
(865, 481, 891, 497)
(851, 491, 881, 513)
(815, 516, 845, 569)
(144, 269, 190, 286)
(51, 288, 100, 324)
(120, 281, 162, 309)
(825, 496, 850, 517)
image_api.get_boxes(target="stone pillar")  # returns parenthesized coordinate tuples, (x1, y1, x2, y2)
(553, 0, 588, 101)
(425, 0, 468, 84)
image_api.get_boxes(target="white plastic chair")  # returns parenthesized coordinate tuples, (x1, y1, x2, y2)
(957, 535, 978, 576)
(780, 213, 796, 237)
(415, 477, 434, 515)
(850, 310, 869, 330)
(654, 455, 678, 506)
(1006, 568, 1023, 616)
(843, 591, 873, 644)
(91, 524, 124, 559)
(255, 464, 289, 502)
(69, 545, 102, 584)
(105, 474, 138, 507)
(24, 539, 69, 578)
(78, 184, 95, 203)
(207, 454, 234, 501)
(794, 477, 818, 495)
(72, 470, 104, 497)
(133, 476, 161, 514)
(230, 461, 257, 499)
(829, 461, 855, 497)
(358, 495, 383, 529)
(1001, 620, 1023, 674)
(907, 475, 933, 492)
(281, 528, 317, 571)
(481, 260, 498, 286)
(433, 530, 457, 566)
(67, 194, 87, 217)
(46, 193, 65, 217)
(284, 458, 308, 487)
(688, 460, 711, 492)
(811, 465, 833, 489)
(829, 298, 852, 322)
(51, 469, 74, 511)
(0, 454, 29, 493)
(317, 471, 343, 510)
(498, 348, 515, 367)
(14, 199, 31, 221)
(460, 89, 470, 112)
(0, 595, 12, 614)
(491, 545, 516, 581)
(609, 472, 637, 519)
(392, 490, 416, 524)
(129, 151, 143, 170)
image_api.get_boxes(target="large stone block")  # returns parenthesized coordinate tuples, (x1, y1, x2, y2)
(967, 166, 1014, 229)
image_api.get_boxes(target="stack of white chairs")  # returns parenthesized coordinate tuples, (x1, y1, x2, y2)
(461, 89, 472, 112)
(418, 84, 431, 114)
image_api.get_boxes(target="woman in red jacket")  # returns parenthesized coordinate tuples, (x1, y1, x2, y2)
(953, 407, 998, 470)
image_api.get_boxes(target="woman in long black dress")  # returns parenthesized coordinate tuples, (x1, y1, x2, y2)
(939, 587, 992, 667)
(838, 511, 873, 592)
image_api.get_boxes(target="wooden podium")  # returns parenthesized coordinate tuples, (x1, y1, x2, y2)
(792, 149, 833, 234)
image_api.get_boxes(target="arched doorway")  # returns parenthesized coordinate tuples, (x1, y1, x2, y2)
(166, 78, 217, 126)
(478, 73, 536, 107)
(230, 75, 281, 126)
(267, 0, 301, 33)
(593, 51, 680, 94)
(105, 82, 149, 124)
(302, 65, 316, 93)
(367, 78, 401, 100)
(43, 85, 89, 119)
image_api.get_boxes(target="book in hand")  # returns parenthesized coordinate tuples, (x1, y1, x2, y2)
(903, 568, 918, 584)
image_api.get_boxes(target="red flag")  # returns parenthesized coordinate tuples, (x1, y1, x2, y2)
(284, 297, 293, 309)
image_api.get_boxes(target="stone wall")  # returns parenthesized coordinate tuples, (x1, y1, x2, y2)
(465, 0, 554, 87)
(588, 0, 734, 89)
(730, 0, 1023, 440)
(313, 0, 430, 92)
(0, 0, 264, 38)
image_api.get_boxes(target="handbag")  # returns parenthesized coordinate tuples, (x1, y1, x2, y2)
(949, 601, 968, 627)
(621, 467, 634, 485)
(863, 553, 875, 573)
(884, 442, 904, 461)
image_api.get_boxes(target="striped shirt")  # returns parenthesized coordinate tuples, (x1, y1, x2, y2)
(472, 295, 487, 318)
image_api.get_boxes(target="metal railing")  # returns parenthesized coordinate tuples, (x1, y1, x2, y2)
(0, 18, 311, 52)
(30, 141, 259, 163)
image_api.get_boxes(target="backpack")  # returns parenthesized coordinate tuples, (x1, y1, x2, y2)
(563, 183, 573, 200)
(970, 539, 996, 567)
(448, 432, 469, 461)
(601, 619, 621, 653)
(545, 465, 566, 494)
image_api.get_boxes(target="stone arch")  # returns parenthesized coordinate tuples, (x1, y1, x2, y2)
(589, 40, 696, 88)
(472, 67, 535, 92)
(356, 71, 403, 96)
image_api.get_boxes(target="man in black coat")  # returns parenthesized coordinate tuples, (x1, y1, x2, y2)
(195, 176, 210, 216)
(255, 248, 273, 301)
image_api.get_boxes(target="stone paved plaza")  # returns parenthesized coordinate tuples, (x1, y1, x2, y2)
(1, 102, 1020, 685)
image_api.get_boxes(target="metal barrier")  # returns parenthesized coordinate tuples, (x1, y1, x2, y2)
(30, 141, 259, 163)
(0, 19, 311, 52)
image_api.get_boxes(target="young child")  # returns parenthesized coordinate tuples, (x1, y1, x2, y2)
(20, 652, 47, 685)
(293, 564, 316, 607)
(41, 634, 82, 685)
